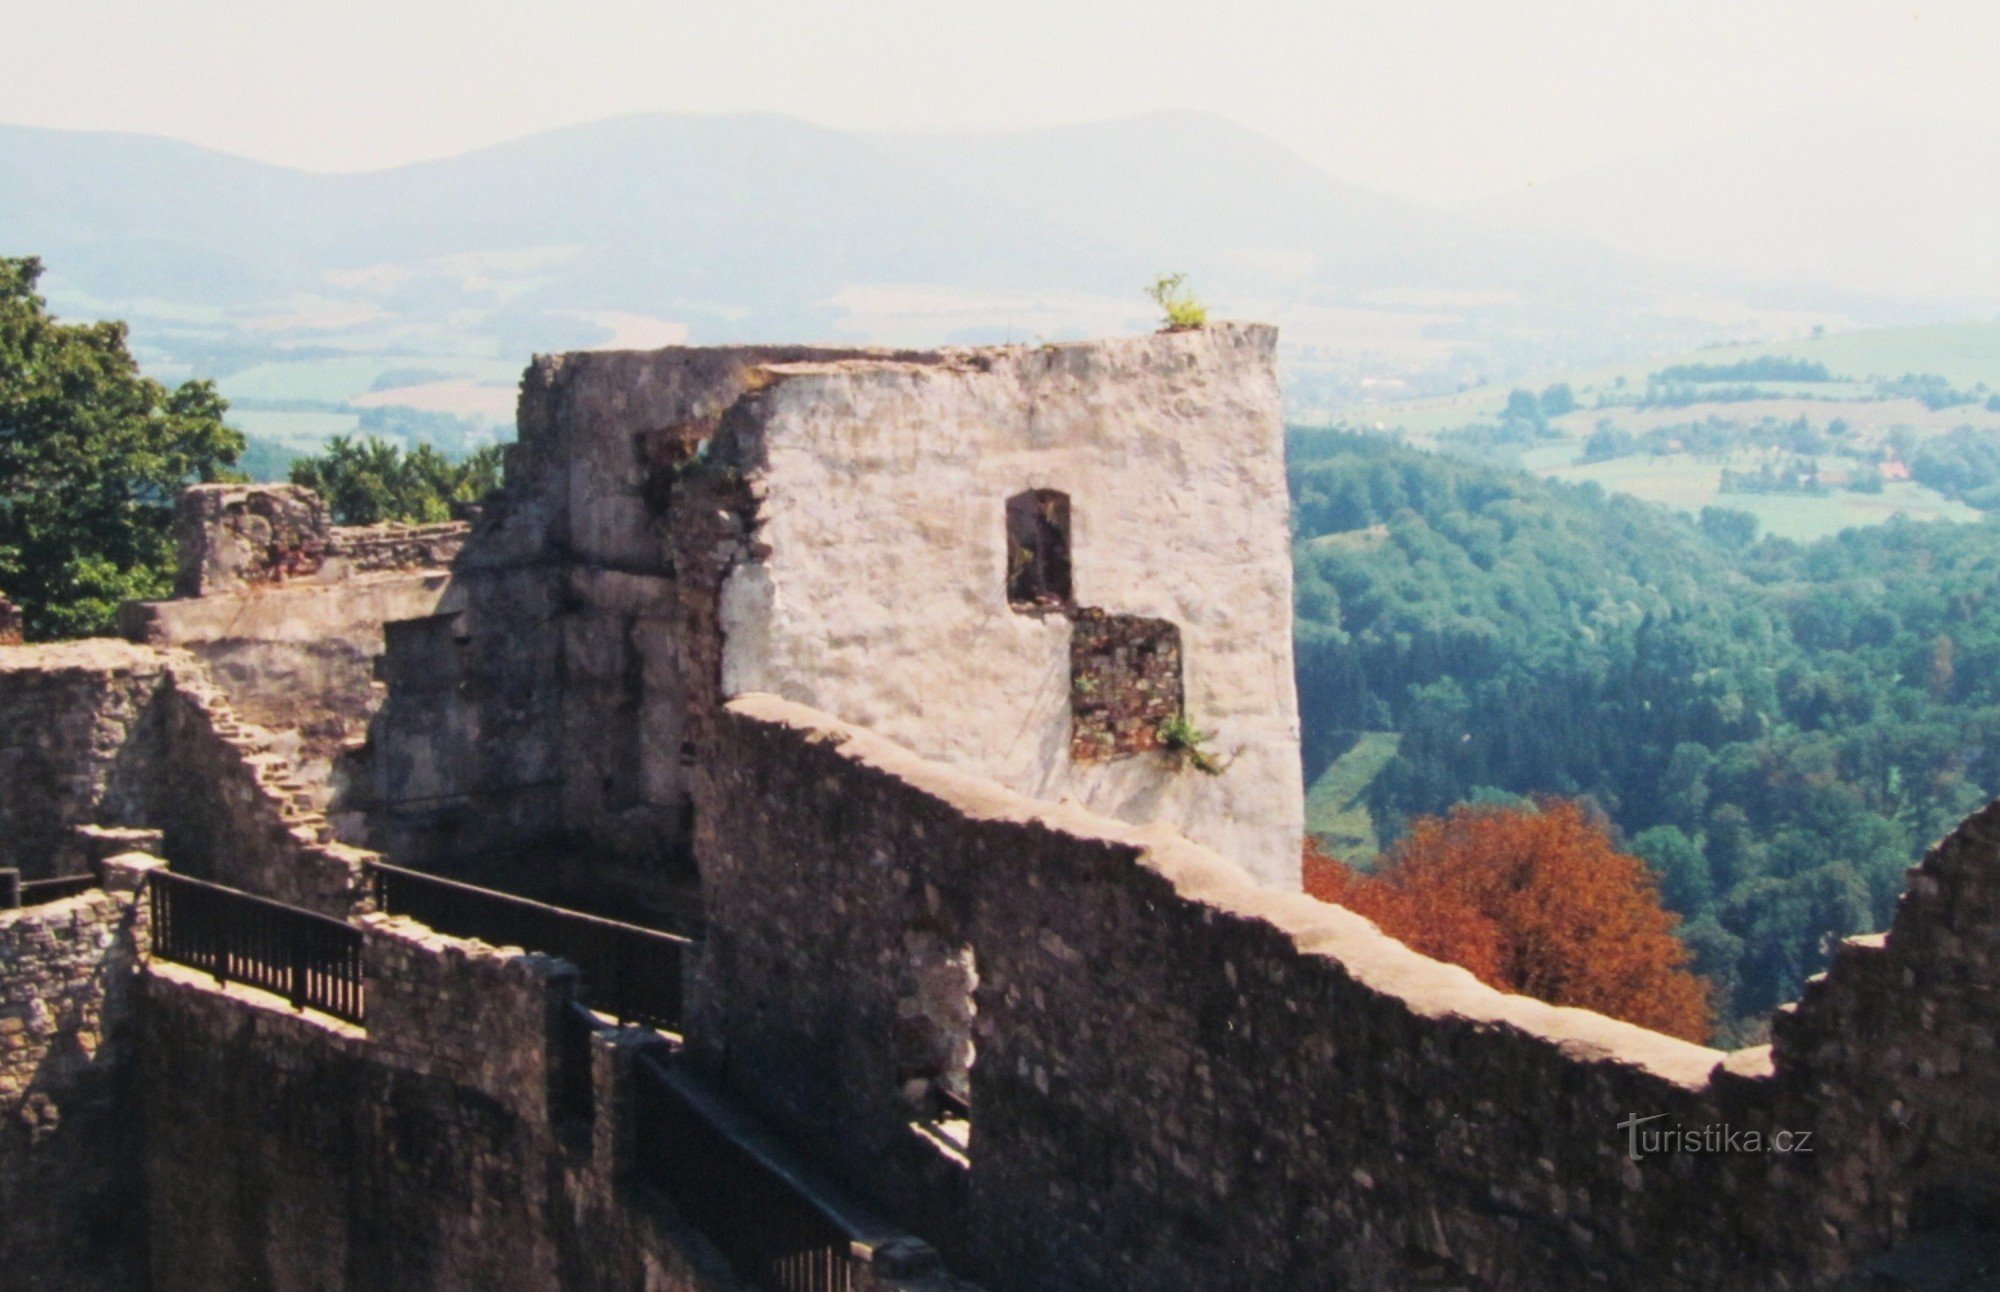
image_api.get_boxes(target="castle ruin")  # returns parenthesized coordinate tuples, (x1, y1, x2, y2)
(2, 324, 1997, 1289)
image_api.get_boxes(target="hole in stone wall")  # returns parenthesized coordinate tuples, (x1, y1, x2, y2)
(896, 931, 977, 1143)
(1005, 489, 1072, 610)
(1070, 609, 1184, 763)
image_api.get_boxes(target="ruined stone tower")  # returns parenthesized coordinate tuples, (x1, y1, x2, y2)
(17, 324, 2000, 1291)
(357, 325, 1306, 896)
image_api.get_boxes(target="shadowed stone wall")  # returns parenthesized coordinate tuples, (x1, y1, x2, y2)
(0, 642, 174, 877)
(691, 692, 2000, 1290)
(0, 856, 156, 1292)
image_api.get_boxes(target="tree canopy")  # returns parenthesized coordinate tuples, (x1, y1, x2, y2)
(1290, 429, 1999, 1042)
(1305, 801, 1713, 1041)
(0, 257, 242, 638)
(288, 435, 502, 526)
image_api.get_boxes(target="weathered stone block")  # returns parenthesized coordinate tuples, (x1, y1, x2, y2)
(172, 483, 330, 597)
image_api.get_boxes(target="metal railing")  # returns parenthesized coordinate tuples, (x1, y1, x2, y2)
(633, 1055, 859, 1292)
(149, 871, 366, 1024)
(1, 868, 99, 910)
(371, 862, 692, 1032)
(22, 873, 99, 904)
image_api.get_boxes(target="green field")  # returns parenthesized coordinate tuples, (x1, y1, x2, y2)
(1326, 318, 2000, 432)
(1543, 459, 1982, 541)
(1310, 316, 2000, 543)
(1305, 732, 1401, 863)
(1693, 320, 2000, 389)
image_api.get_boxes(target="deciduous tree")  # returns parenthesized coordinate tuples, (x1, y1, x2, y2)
(0, 257, 242, 638)
(1305, 801, 1714, 1042)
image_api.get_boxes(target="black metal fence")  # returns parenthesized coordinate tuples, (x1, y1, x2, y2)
(371, 863, 691, 1032)
(149, 871, 366, 1024)
(1, 868, 99, 910)
(23, 873, 100, 904)
(633, 1054, 859, 1292)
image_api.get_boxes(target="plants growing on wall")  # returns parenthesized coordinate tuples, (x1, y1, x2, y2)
(1147, 273, 1208, 330)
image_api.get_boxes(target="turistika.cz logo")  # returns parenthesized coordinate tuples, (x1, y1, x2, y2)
(1617, 1113, 1814, 1161)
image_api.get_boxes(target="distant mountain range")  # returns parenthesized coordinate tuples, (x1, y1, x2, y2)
(1471, 106, 2000, 307)
(0, 109, 1972, 421)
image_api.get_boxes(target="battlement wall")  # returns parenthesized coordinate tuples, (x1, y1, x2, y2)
(139, 918, 599, 1292)
(694, 693, 2000, 1289)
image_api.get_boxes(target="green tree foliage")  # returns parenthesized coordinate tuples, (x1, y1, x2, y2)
(1699, 506, 1759, 552)
(1290, 430, 2000, 1041)
(0, 257, 243, 639)
(1653, 357, 1831, 383)
(1501, 388, 1549, 437)
(288, 436, 502, 525)
(1909, 426, 2000, 508)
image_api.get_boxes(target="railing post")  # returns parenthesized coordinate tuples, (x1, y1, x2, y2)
(288, 926, 307, 1011)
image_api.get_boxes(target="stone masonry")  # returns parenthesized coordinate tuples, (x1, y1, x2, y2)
(0, 855, 157, 1292)
(7, 327, 2000, 1289)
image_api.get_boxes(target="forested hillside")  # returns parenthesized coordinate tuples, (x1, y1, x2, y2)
(1290, 429, 2000, 1041)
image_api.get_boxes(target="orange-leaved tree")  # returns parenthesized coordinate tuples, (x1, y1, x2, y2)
(1304, 800, 1712, 1042)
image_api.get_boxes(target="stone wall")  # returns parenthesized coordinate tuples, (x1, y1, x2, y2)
(358, 345, 900, 893)
(700, 327, 1303, 887)
(132, 484, 466, 816)
(0, 855, 156, 1292)
(131, 666, 372, 915)
(172, 484, 468, 598)
(0, 642, 174, 876)
(0, 641, 368, 913)
(172, 484, 331, 597)
(140, 920, 582, 1292)
(120, 571, 457, 803)
(691, 693, 2000, 1290)
(138, 911, 953, 1292)
(324, 520, 470, 577)
(366, 331, 1300, 904)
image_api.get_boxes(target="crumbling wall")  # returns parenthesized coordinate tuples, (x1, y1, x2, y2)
(324, 520, 470, 577)
(172, 483, 331, 597)
(701, 326, 1303, 887)
(360, 346, 896, 896)
(0, 856, 155, 1292)
(0, 642, 174, 876)
(133, 666, 372, 915)
(132, 484, 467, 817)
(0, 641, 368, 913)
(362, 331, 1301, 899)
(1768, 799, 2000, 1252)
(693, 694, 2000, 1291)
(120, 571, 457, 802)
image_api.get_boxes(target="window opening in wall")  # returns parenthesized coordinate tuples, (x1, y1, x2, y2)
(896, 930, 977, 1155)
(1006, 489, 1072, 610)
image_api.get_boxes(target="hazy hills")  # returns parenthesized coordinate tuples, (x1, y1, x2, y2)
(3, 111, 1641, 323)
(0, 109, 1951, 427)
(1474, 107, 2000, 306)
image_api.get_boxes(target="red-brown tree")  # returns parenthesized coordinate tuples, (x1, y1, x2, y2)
(1305, 801, 1713, 1042)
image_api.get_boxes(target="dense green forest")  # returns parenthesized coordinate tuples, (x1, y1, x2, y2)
(1290, 428, 2000, 1042)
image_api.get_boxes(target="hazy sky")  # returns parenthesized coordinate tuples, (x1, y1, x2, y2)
(9, 0, 1998, 203)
